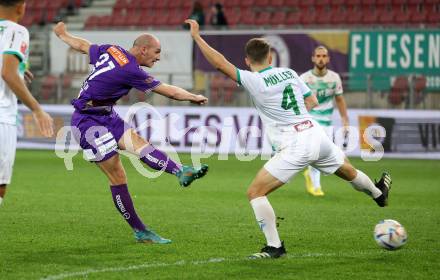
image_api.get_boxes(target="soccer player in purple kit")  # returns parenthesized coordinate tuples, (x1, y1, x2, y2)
(53, 22, 209, 244)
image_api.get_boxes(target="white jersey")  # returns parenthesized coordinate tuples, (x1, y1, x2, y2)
(300, 70, 343, 126)
(237, 66, 312, 149)
(0, 20, 29, 125)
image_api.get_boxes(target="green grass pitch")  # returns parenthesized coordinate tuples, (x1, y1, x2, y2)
(0, 150, 439, 279)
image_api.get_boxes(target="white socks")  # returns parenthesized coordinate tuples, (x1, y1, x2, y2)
(250, 196, 282, 248)
(309, 166, 321, 190)
(350, 169, 382, 198)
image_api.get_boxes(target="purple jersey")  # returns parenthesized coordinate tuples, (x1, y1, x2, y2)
(71, 44, 161, 111)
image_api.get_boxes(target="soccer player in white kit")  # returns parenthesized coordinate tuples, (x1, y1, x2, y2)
(300, 46, 349, 196)
(0, 0, 53, 206)
(185, 19, 392, 259)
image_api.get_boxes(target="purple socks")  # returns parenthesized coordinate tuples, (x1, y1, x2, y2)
(139, 144, 182, 175)
(111, 184, 146, 232)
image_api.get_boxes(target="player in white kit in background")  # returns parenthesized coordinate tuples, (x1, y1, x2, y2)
(185, 19, 392, 259)
(0, 0, 53, 206)
(300, 46, 349, 196)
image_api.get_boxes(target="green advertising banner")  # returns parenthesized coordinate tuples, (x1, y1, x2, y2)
(349, 30, 440, 91)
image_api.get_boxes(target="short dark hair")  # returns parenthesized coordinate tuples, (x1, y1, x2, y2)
(0, 0, 24, 7)
(245, 38, 271, 64)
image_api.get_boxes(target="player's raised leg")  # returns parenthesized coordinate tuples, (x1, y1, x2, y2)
(334, 159, 392, 207)
(247, 167, 287, 259)
(97, 154, 171, 244)
(119, 128, 208, 187)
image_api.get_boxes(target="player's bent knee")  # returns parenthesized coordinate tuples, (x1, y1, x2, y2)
(335, 163, 357, 181)
(247, 186, 265, 200)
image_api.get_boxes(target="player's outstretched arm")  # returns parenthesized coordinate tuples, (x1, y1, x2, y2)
(185, 19, 238, 82)
(153, 83, 208, 105)
(53, 22, 91, 54)
(1, 55, 54, 137)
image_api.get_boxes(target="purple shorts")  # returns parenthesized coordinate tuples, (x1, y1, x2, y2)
(71, 110, 131, 162)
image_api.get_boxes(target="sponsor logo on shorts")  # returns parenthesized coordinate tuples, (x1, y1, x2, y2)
(294, 120, 314, 132)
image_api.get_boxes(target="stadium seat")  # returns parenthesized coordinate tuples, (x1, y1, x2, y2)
(224, 8, 241, 26)
(255, 0, 270, 7)
(362, 6, 379, 24)
(389, 76, 408, 106)
(41, 75, 57, 101)
(378, 7, 395, 24)
(284, 0, 300, 7)
(285, 11, 301, 25)
(241, 9, 256, 25)
(255, 11, 272, 25)
(330, 7, 347, 25)
(300, 8, 317, 25)
(271, 0, 285, 7)
(168, 9, 186, 26)
(223, 0, 241, 8)
(346, 6, 363, 24)
(240, 0, 255, 8)
(270, 11, 287, 25)
(98, 15, 112, 27)
(20, 14, 35, 27)
(315, 6, 333, 24)
(315, 0, 330, 6)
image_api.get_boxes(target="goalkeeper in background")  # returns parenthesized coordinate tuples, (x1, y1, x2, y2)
(300, 46, 349, 196)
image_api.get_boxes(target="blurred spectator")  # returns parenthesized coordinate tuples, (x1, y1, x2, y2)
(188, 1, 205, 26)
(210, 3, 228, 27)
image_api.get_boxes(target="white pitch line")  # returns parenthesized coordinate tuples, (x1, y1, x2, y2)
(40, 249, 430, 280)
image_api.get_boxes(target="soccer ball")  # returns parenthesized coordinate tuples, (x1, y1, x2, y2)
(374, 219, 408, 250)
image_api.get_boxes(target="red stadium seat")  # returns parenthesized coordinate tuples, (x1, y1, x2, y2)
(240, 9, 256, 25)
(255, 0, 270, 7)
(389, 76, 408, 106)
(427, 10, 440, 24)
(98, 15, 112, 27)
(284, 0, 300, 7)
(45, 8, 58, 23)
(298, 0, 315, 8)
(240, 0, 255, 8)
(224, 8, 240, 26)
(154, 11, 170, 26)
(255, 11, 272, 25)
(376, 0, 391, 5)
(316, 6, 334, 24)
(378, 8, 395, 24)
(345, 6, 363, 24)
(285, 11, 301, 25)
(330, 7, 348, 24)
(139, 10, 155, 26)
(300, 8, 316, 25)
(362, 7, 379, 24)
(315, 0, 330, 6)
(168, 9, 186, 26)
(154, 0, 168, 10)
(346, 0, 361, 6)
(41, 75, 57, 101)
(126, 13, 142, 26)
(20, 14, 35, 27)
(270, 11, 287, 25)
(112, 14, 127, 27)
(271, 0, 285, 7)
